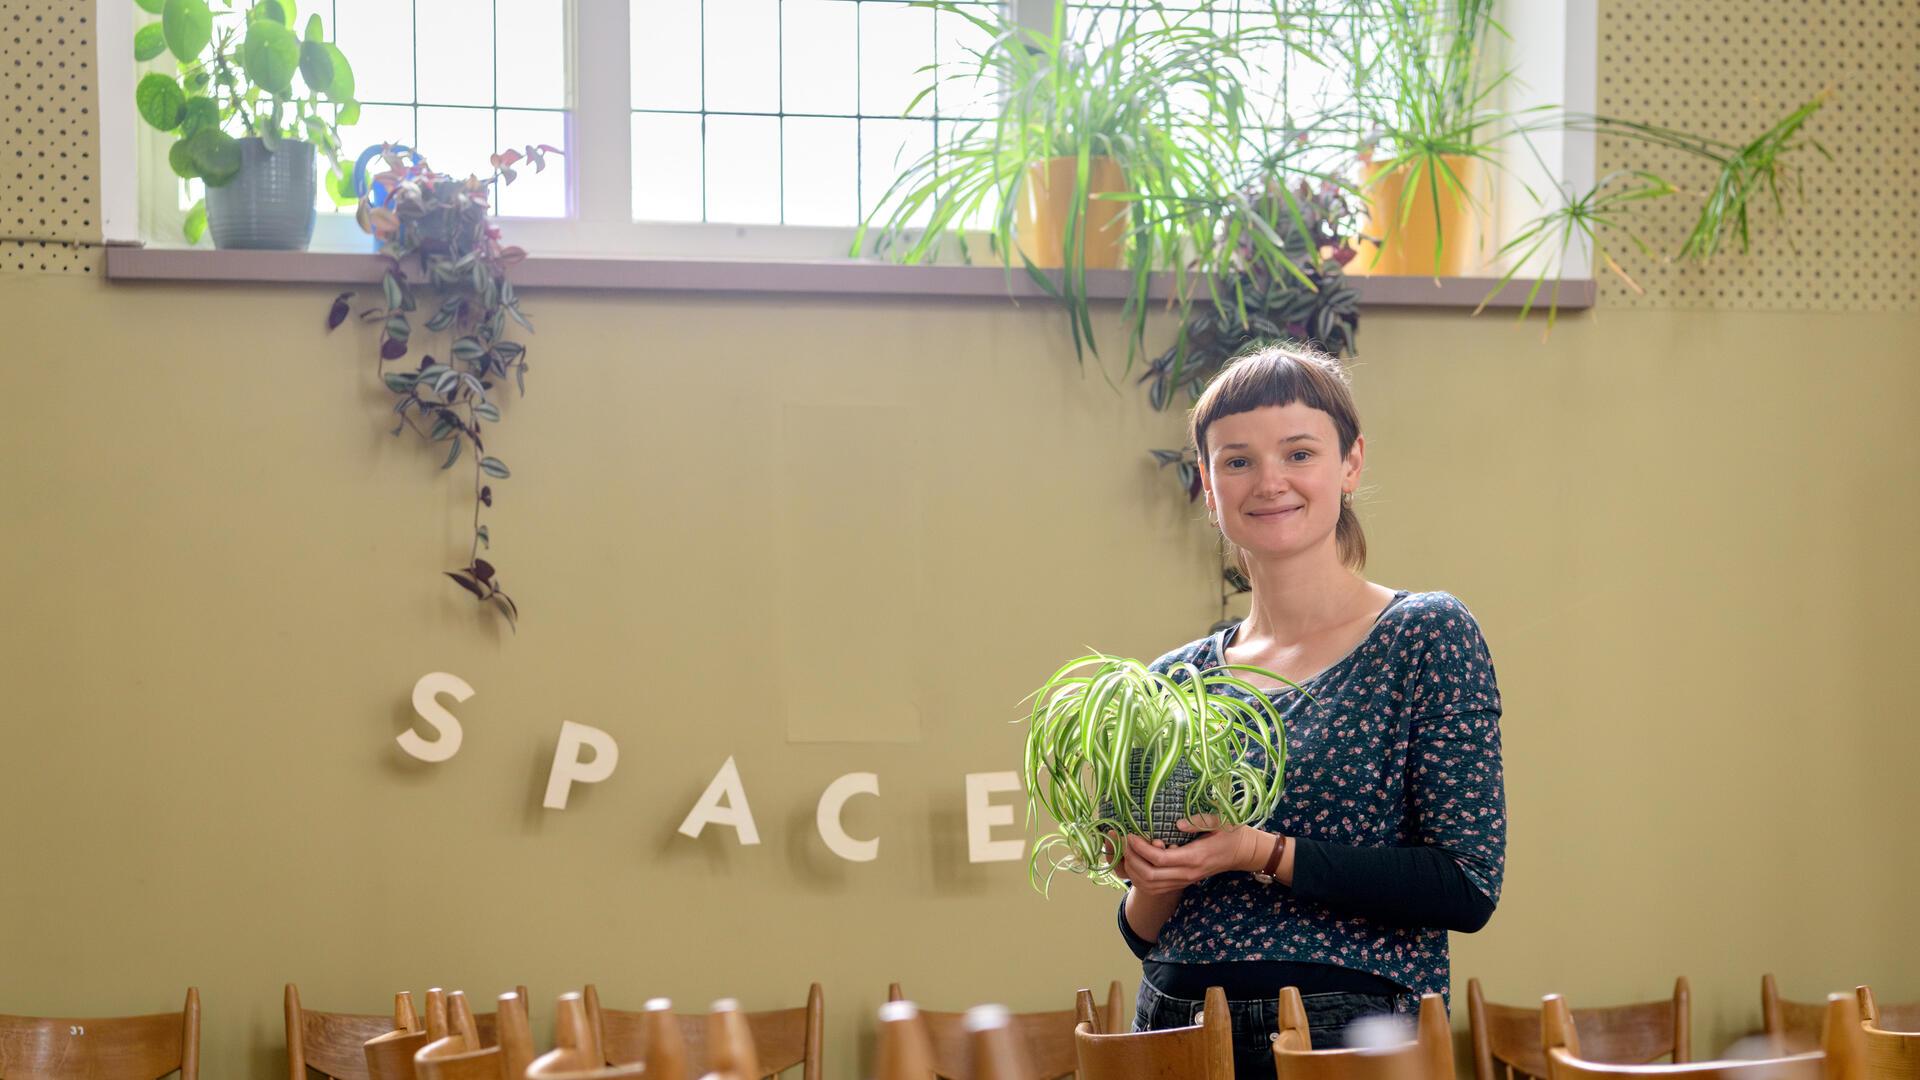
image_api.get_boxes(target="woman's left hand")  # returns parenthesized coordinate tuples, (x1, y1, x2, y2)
(1122, 816, 1268, 889)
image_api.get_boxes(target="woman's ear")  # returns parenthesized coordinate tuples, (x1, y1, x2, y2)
(1344, 434, 1365, 489)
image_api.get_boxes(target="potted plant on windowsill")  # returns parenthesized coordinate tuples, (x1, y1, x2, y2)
(852, 1, 1337, 374)
(131, 0, 359, 249)
(1020, 652, 1298, 894)
(1338, 0, 1829, 327)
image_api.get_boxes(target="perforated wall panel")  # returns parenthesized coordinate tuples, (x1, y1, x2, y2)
(1595, 0, 1916, 311)
(1, 0, 99, 275)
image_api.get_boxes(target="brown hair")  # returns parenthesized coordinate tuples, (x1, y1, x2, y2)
(1189, 342, 1367, 572)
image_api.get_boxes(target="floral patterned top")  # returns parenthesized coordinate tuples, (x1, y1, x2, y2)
(1141, 590, 1506, 1007)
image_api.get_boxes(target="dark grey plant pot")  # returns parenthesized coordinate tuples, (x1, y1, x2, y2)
(1100, 753, 1197, 848)
(206, 137, 316, 251)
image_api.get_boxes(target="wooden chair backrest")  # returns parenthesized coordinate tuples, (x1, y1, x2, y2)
(706, 999, 768, 1080)
(0, 986, 200, 1080)
(966, 1005, 1040, 1080)
(413, 990, 534, 1080)
(1766, 976, 1843, 1056)
(1273, 988, 1454, 1080)
(530, 992, 643, 1080)
(584, 983, 823, 1080)
(1073, 985, 1233, 1080)
(875, 1001, 938, 1080)
(1858, 986, 1920, 1080)
(886, 981, 1125, 1080)
(1857, 988, 1920, 1039)
(1543, 992, 1866, 1080)
(290, 985, 532, 1080)
(367, 989, 451, 1080)
(1470, 977, 1692, 1080)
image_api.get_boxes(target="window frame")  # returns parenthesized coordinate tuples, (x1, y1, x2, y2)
(98, 0, 1597, 285)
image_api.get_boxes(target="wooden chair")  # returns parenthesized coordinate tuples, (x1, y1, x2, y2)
(704, 999, 767, 1080)
(1858, 987, 1920, 1035)
(1543, 992, 1865, 1080)
(1858, 986, 1920, 1080)
(530, 992, 637, 1079)
(876, 1000, 939, 1080)
(1469, 977, 1692, 1080)
(367, 988, 448, 1080)
(0, 986, 200, 1080)
(967, 1005, 1040, 1080)
(887, 980, 1125, 1080)
(1072, 985, 1233, 1080)
(583, 982, 823, 1080)
(1273, 987, 1455, 1080)
(294, 986, 531, 1080)
(413, 990, 534, 1080)
(1764, 976, 1834, 1056)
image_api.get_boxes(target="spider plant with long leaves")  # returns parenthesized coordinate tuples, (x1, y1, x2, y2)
(852, 0, 1332, 381)
(1336, 0, 1828, 326)
(1480, 94, 1830, 333)
(1020, 652, 1302, 895)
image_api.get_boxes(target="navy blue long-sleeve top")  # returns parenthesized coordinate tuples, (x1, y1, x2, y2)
(1120, 590, 1507, 1010)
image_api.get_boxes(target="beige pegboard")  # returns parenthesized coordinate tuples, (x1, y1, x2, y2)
(2, 0, 100, 274)
(1595, 0, 1916, 311)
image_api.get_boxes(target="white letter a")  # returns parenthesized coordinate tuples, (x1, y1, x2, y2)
(677, 755, 760, 845)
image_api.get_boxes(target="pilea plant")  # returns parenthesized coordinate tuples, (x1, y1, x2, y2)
(132, 0, 359, 242)
(1020, 652, 1298, 894)
(325, 143, 559, 630)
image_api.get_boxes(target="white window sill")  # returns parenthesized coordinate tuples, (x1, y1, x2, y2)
(101, 246, 1595, 310)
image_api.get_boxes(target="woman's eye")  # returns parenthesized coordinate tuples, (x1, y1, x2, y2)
(1290, 451, 1313, 462)
(1227, 458, 1249, 468)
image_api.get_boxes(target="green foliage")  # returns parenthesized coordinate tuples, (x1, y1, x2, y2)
(1021, 653, 1296, 894)
(853, 0, 1339, 378)
(130, 0, 361, 241)
(1338, 0, 1827, 325)
(326, 144, 561, 631)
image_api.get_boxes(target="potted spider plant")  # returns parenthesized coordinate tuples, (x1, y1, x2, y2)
(1020, 652, 1301, 894)
(131, 0, 359, 248)
(853, 0, 1331, 373)
(1334, 0, 1828, 327)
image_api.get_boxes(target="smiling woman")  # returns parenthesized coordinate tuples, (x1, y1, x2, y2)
(1114, 344, 1507, 1080)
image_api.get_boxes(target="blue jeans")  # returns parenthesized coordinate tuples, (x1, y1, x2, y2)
(1133, 980, 1400, 1080)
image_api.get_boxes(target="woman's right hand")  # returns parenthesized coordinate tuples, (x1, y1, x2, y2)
(1105, 830, 1189, 898)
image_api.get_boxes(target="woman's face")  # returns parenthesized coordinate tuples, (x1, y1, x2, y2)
(1200, 402, 1363, 564)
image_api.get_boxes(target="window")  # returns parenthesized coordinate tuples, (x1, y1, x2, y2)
(111, 0, 1593, 277)
(630, 0, 998, 228)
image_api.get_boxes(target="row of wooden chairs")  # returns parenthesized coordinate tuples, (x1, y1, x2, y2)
(1058, 985, 1908, 1080)
(2, 976, 1910, 1080)
(1469, 974, 1920, 1080)
(299, 980, 1121, 1080)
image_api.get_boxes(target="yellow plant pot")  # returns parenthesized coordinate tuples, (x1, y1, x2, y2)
(1349, 155, 1482, 277)
(1015, 155, 1128, 270)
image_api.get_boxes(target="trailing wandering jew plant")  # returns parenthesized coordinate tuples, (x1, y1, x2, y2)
(325, 143, 560, 630)
(1020, 653, 1299, 894)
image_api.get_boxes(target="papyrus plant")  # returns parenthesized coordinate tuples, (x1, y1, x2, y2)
(1021, 653, 1300, 894)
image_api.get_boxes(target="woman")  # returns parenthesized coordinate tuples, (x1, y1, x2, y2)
(1116, 345, 1505, 1080)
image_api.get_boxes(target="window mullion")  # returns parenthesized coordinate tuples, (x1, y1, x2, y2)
(572, 0, 633, 226)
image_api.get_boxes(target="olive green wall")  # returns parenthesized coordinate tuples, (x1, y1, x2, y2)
(4, 274, 1917, 1077)
(3, 0, 1918, 1077)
